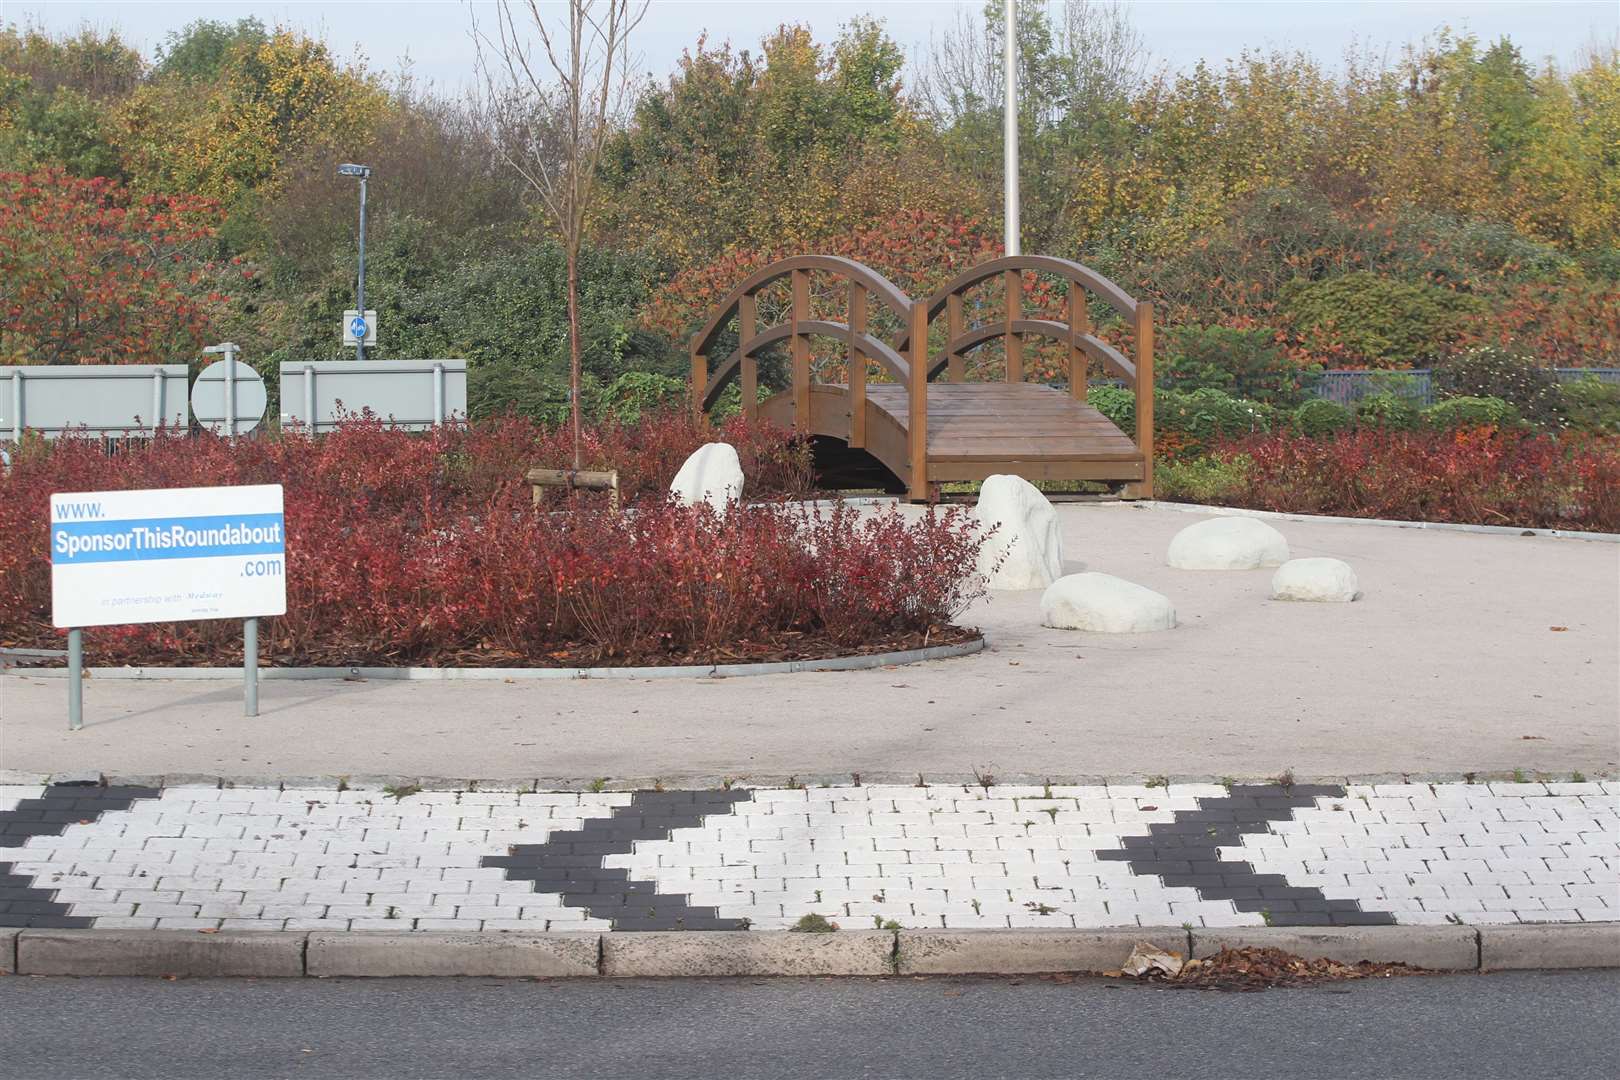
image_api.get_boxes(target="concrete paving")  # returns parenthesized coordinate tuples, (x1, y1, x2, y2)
(3, 504, 1615, 783)
(1, 970, 1616, 1080)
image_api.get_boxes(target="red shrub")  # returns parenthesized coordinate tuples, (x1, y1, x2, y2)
(1214, 429, 1620, 531)
(0, 422, 978, 666)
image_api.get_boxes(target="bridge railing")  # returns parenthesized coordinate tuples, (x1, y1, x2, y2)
(687, 255, 914, 423)
(899, 255, 1154, 496)
(689, 254, 1153, 500)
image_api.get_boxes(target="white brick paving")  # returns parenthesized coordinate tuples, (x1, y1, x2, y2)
(1, 782, 1615, 932)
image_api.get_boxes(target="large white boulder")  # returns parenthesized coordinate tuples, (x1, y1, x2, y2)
(1271, 557, 1359, 602)
(671, 442, 744, 510)
(974, 474, 1063, 590)
(1167, 516, 1290, 570)
(1040, 572, 1176, 633)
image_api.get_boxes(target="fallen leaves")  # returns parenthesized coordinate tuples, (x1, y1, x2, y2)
(1117, 945, 1423, 992)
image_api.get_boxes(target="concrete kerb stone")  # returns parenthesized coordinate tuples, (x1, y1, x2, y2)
(306, 931, 599, 978)
(16, 930, 306, 977)
(1190, 926, 1480, 971)
(600, 930, 897, 977)
(4, 927, 1619, 978)
(5, 637, 985, 683)
(47, 769, 1619, 790)
(0, 928, 18, 975)
(1139, 499, 1620, 543)
(1479, 924, 1620, 971)
(897, 928, 1191, 975)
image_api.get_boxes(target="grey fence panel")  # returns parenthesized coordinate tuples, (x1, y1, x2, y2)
(1314, 370, 1435, 406)
(0, 365, 190, 440)
(1311, 368, 1617, 407)
(277, 360, 468, 432)
(1555, 368, 1620, 385)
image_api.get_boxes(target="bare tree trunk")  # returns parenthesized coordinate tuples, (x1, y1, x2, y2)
(471, 0, 647, 474)
(567, 240, 583, 470)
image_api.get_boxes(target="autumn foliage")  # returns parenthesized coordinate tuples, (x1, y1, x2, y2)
(1206, 429, 1620, 531)
(0, 417, 984, 666)
(0, 169, 230, 364)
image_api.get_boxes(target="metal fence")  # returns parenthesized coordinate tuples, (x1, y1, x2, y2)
(1310, 368, 1620, 407)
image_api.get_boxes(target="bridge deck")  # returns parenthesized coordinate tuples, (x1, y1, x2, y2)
(862, 382, 1144, 485)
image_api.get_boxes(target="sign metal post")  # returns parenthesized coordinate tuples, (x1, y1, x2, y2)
(244, 617, 259, 717)
(67, 627, 83, 731)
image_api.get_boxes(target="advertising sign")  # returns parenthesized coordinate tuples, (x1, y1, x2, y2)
(50, 484, 286, 629)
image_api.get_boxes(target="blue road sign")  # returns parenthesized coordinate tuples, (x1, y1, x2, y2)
(349, 315, 369, 340)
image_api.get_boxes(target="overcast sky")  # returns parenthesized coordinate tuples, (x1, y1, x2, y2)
(5, 1, 1614, 93)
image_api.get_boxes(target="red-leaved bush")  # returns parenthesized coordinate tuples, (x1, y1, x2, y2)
(0, 419, 981, 665)
(1212, 429, 1620, 531)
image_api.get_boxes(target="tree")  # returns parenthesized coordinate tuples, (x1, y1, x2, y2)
(474, 0, 649, 468)
(917, 0, 1152, 249)
(152, 18, 269, 83)
(0, 169, 229, 365)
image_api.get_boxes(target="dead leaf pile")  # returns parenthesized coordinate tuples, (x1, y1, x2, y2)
(1125, 945, 1423, 991)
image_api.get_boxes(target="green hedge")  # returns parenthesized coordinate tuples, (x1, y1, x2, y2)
(1420, 395, 1519, 430)
(1089, 386, 1271, 451)
(1291, 399, 1353, 437)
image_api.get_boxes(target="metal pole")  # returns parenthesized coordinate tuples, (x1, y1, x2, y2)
(244, 617, 258, 717)
(12, 369, 22, 442)
(433, 363, 444, 425)
(1003, 0, 1020, 257)
(67, 627, 82, 731)
(223, 343, 237, 437)
(304, 365, 315, 433)
(151, 370, 163, 435)
(356, 177, 367, 362)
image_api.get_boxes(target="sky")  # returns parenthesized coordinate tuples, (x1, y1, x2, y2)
(3, 0, 1615, 94)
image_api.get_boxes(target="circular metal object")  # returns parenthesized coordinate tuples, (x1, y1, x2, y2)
(190, 359, 267, 435)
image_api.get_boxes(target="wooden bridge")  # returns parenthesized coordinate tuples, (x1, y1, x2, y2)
(689, 255, 1153, 501)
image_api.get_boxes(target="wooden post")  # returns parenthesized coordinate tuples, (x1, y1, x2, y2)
(946, 293, 965, 382)
(791, 269, 810, 432)
(739, 292, 758, 423)
(1068, 284, 1089, 402)
(1004, 269, 1022, 383)
(848, 281, 867, 449)
(1134, 301, 1154, 499)
(689, 344, 707, 426)
(908, 300, 930, 502)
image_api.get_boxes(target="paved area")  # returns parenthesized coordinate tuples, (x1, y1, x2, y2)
(3, 780, 1614, 932)
(2, 970, 1617, 1080)
(4, 505, 1615, 783)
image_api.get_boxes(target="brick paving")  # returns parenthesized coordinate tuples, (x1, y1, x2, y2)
(2, 780, 1615, 932)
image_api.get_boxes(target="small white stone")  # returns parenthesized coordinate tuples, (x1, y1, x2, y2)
(1040, 572, 1176, 633)
(670, 443, 744, 510)
(974, 474, 1063, 590)
(1271, 557, 1359, 602)
(1167, 516, 1290, 570)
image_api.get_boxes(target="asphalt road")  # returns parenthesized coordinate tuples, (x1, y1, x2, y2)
(2, 971, 1616, 1079)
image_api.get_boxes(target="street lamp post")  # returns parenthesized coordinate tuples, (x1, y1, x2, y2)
(337, 163, 372, 360)
(1004, 0, 1020, 256)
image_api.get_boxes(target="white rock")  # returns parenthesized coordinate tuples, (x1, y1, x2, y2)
(1166, 516, 1290, 570)
(1040, 572, 1176, 633)
(1271, 557, 1359, 602)
(670, 442, 744, 510)
(973, 474, 1063, 590)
